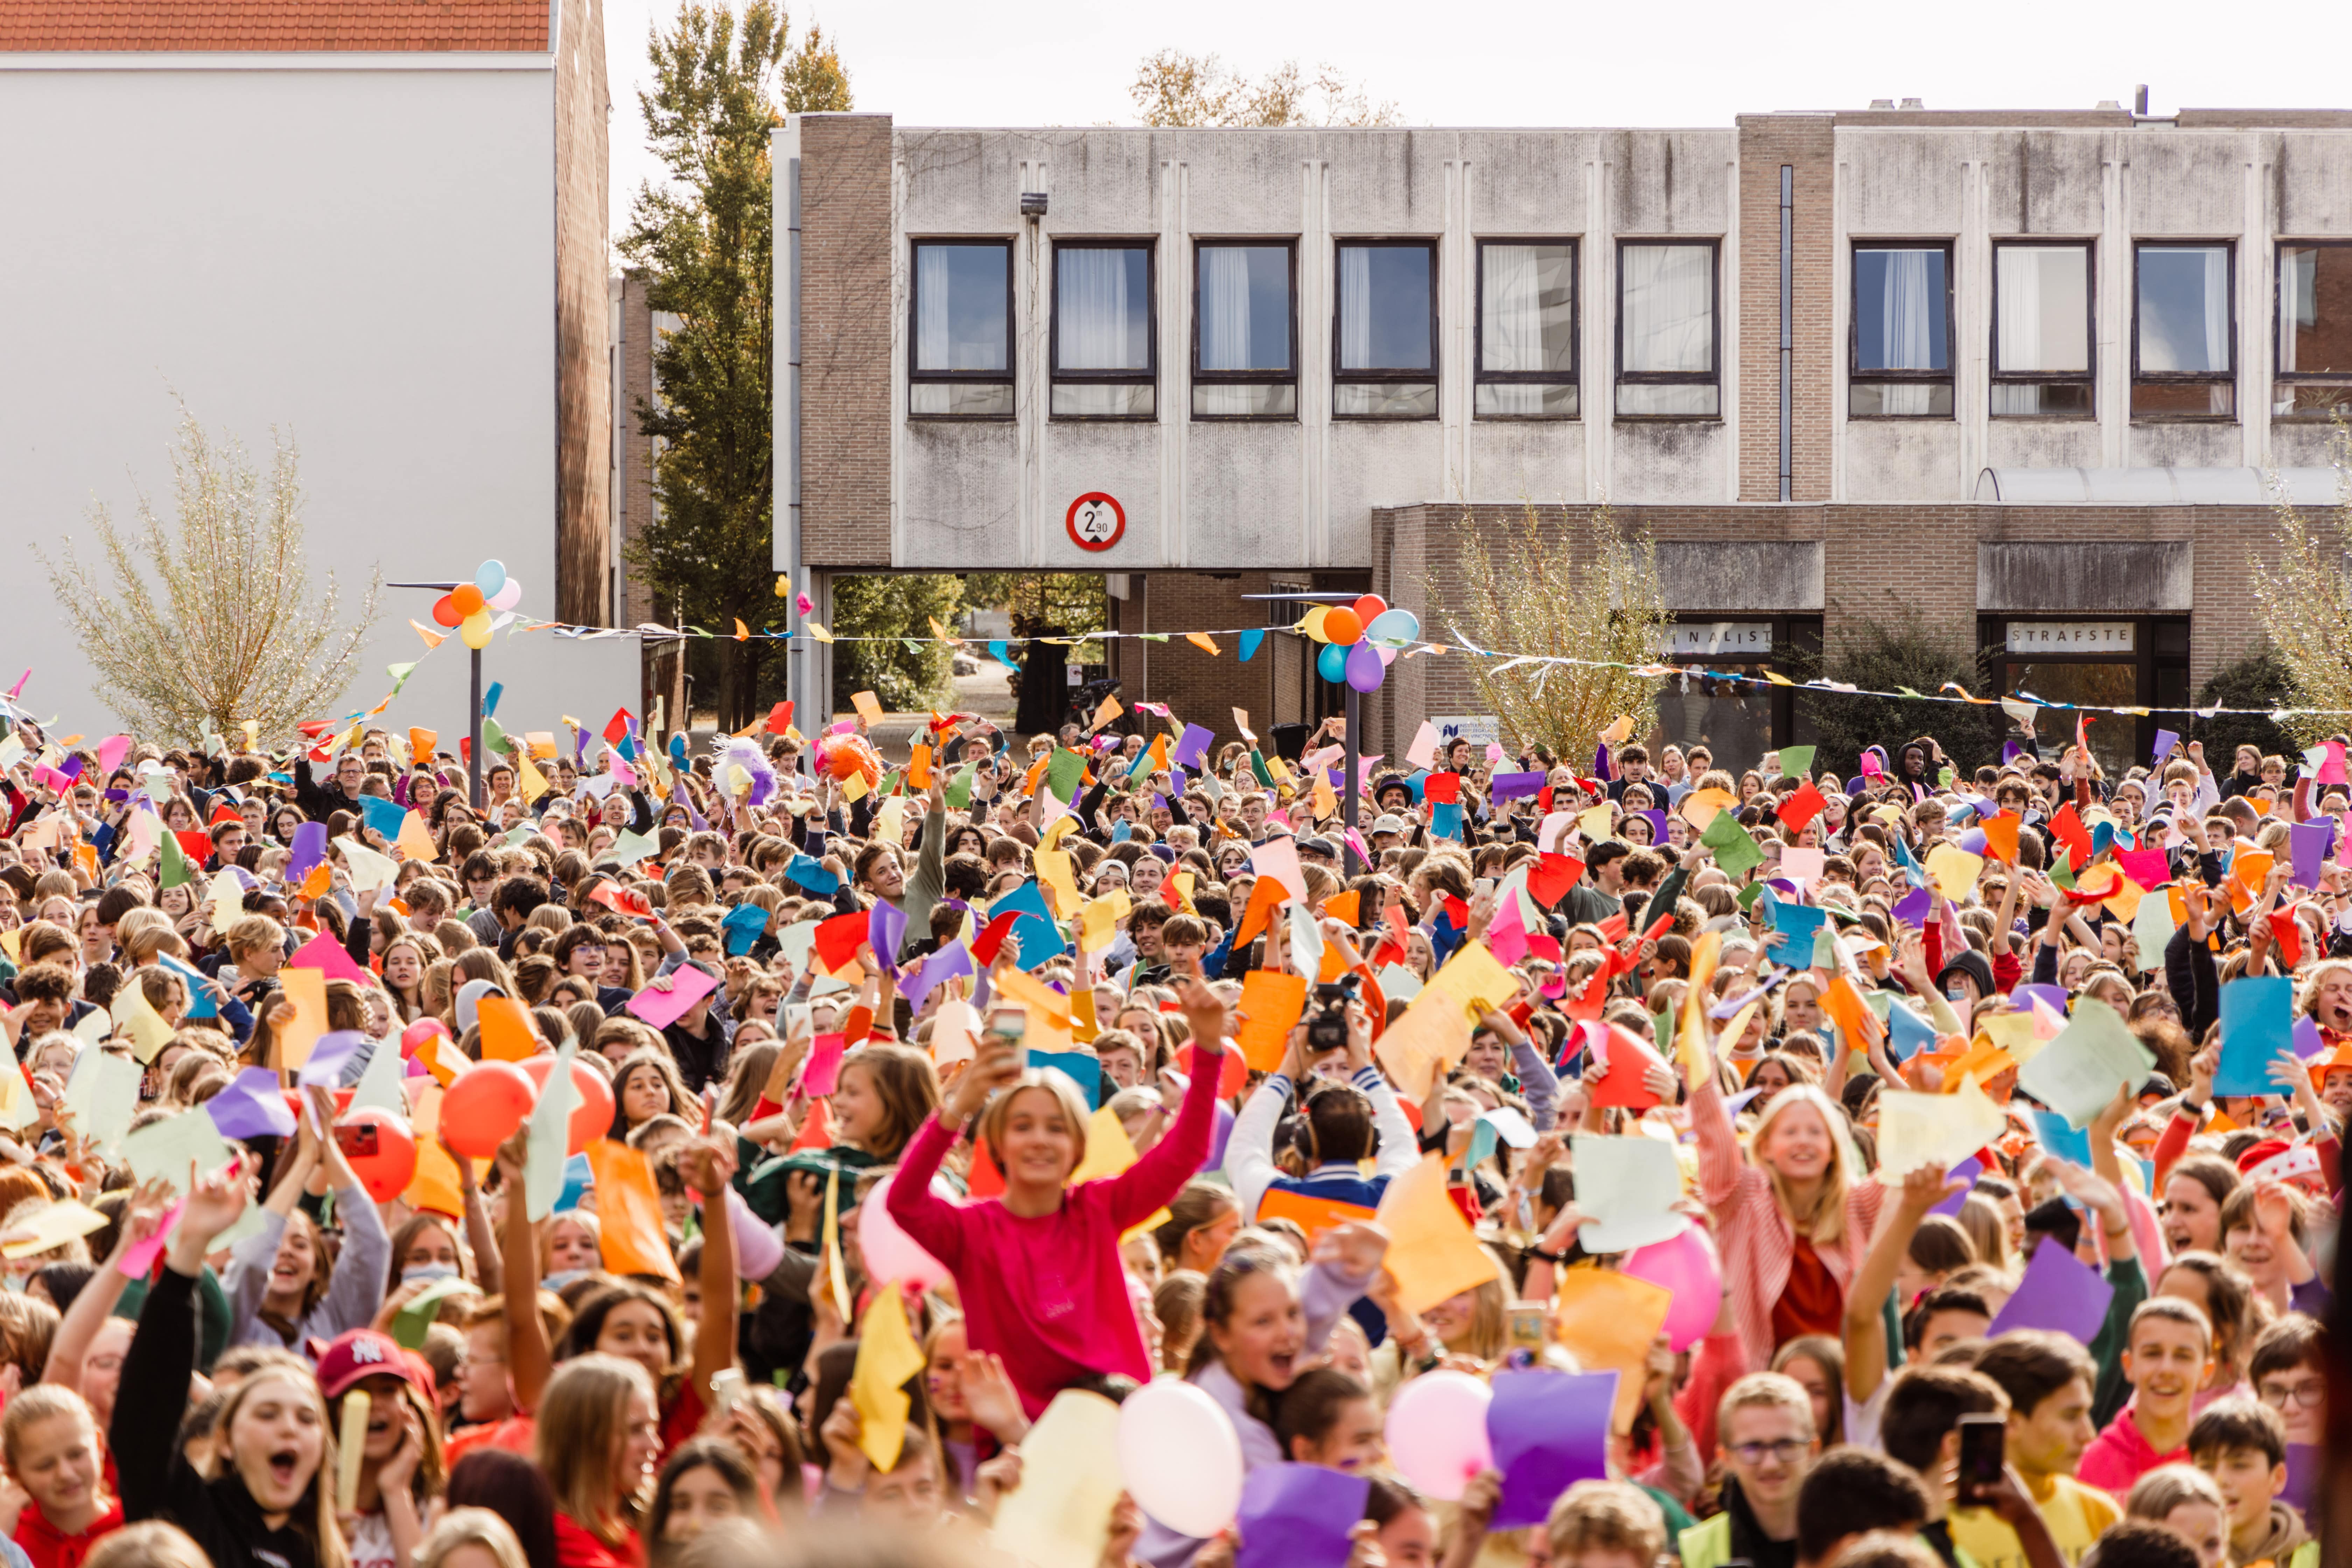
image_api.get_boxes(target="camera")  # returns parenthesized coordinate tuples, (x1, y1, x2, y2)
(1305, 974, 1361, 1054)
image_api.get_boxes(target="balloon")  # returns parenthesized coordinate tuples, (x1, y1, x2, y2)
(439, 1060, 537, 1157)
(450, 583, 485, 617)
(431, 594, 463, 628)
(1345, 640, 1386, 693)
(1624, 1222, 1724, 1351)
(475, 559, 507, 597)
(460, 610, 493, 651)
(1117, 1379, 1245, 1537)
(338, 1108, 418, 1203)
(1353, 594, 1388, 624)
(1323, 607, 1364, 646)
(1384, 1370, 1493, 1500)
(1366, 608, 1421, 647)
(400, 1018, 450, 1058)
(520, 1056, 616, 1155)
(858, 1170, 953, 1290)
(1316, 643, 1349, 683)
(1377, 645, 1398, 667)
(1302, 605, 1331, 642)
(488, 578, 524, 612)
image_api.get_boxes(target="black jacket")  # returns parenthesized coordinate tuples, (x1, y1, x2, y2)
(115, 1266, 327, 1568)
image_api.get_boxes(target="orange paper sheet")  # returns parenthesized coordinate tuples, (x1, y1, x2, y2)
(1234, 972, 1309, 1071)
(1375, 1153, 1498, 1315)
(1255, 1189, 1378, 1238)
(584, 1139, 682, 1282)
(476, 996, 540, 1062)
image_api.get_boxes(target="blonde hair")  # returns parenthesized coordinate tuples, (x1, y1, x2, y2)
(974, 1070, 1093, 1182)
(1748, 1085, 1857, 1245)
(82, 1523, 213, 1568)
(1, 1382, 96, 1472)
(1717, 1370, 1818, 1443)
(211, 1365, 350, 1568)
(415, 1509, 531, 1568)
(1545, 1480, 1666, 1566)
(536, 1354, 655, 1548)
(2124, 1463, 2226, 1524)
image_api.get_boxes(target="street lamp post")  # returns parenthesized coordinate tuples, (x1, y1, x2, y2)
(386, 580, 485, 809)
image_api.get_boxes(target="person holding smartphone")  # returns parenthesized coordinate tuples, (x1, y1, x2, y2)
(883, 974, 1232, 1418)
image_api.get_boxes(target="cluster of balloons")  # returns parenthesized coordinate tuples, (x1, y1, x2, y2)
(1302, 594, 1424, 693)
(429, 560, 526, 651)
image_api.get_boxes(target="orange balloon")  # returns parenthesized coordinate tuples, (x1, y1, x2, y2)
(1322, 608, 1364, 646)
(1353, 594, 1388, 624)
(439, 1060, 537, 1157)
(338, 1108, 418, 1203)
(522, 1056, 617, 1154)
(450, 583, 486, 617)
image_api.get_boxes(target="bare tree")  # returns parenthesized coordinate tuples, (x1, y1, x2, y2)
(2250, 428, 2352, 745)
(1130, 50, 1402, 128)
(1452, 502, 1668, 759)
(40, 405, 379, 745)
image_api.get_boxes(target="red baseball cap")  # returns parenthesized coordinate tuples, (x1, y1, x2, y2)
(313, 1329, 432, 1402)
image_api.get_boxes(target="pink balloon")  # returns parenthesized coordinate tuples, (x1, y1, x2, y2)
(1376, 645, 1397, 667)
(489, 578, 524, 611)
(857, 1169, 952, 1290)
(1623, 1222, 1723, 1351)
(1382, 1370, 1492, 1500)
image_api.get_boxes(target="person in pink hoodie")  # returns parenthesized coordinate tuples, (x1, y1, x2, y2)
(2079, 1298, 2216, 1496)
(887, 974, 1231, 1417)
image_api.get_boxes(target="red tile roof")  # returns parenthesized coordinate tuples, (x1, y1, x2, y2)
(0, 0, 551, 52)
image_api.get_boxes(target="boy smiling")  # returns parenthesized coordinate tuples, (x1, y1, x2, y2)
(2080, 1300, 2216, 1495)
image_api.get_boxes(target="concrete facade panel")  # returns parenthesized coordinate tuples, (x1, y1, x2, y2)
(1978, 542, 2194, 611)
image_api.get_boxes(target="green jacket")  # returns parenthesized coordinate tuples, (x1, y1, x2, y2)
(1680, 1516, 1983, 1568)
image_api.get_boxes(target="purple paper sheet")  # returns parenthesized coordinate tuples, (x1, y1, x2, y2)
(1486, 1369, 1618, 1530)
(869, 899, 908, 971)
(1490, 771, 1545, 802)
(1892, 887, 1932, 925)
(206, 1067, 298, 1140)
(898, 940, 975, 1002)
(1234, 1464, 1370, 1568)
(1989, 1235, 2115, 1344)
(2290, 819, 2336, 890)
(1173, 724, 1215, 770)
(286, 821, 329, 881)
(295, 1030, 370, 1088)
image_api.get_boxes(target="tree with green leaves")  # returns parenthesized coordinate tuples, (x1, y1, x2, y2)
(620, 0, 847, 729)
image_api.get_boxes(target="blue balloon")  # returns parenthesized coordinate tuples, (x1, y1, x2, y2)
(1316, 642, 1350, 682)
(475, 559, 507, 597)
(1346, 640, 1386, 692)
(1365, 608, 1421, 647)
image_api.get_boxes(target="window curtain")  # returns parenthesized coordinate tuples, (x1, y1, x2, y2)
(917, 246, 953, 370)
(1482, 245, 1546, 372)
(1997, 247, 2042, 371)
(1621, 246, 1710, 373)
(2200, 247, 2230, 372)
(1200, 248, 1254, 372)
(2282, 248, 2315, 372)
(1879, 251, 1937, 369)
(1340, 246, 1374, 370)
(1058, 249, 1142, 370)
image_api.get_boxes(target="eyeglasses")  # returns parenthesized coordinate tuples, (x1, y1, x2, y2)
(1727, 1439, 1810, 1465)
(2259, 1380, 2325, 1410)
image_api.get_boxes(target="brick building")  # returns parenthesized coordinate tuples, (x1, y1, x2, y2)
(774, 106, 2352, 772)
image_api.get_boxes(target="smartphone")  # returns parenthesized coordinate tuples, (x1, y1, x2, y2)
(709, 1367, 747, 1418)
(987, 1006, 1028, 1046)
(1954, 1413, 2007, 1503)
(335, 1122, 380, 1159)
(1507, 1306, 1548, 1354)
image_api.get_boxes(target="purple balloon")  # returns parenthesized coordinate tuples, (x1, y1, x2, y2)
(1345, 640, 1386, 692)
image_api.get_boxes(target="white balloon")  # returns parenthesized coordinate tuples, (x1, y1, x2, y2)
(1383, 1370, 1493, 1500)
(1116, 1378, 1244, 1538)
(489, 578, 524, 612)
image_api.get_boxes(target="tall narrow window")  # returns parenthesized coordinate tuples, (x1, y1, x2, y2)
(910, 240, 1013, 417)
(1850, 244, 1953, 416)
(1476, 241, 1577, 417)
(1193, 243, 1295, 418)
(1334, 240, 1437, 419)
(1051, 242, 1154, 419)
(1617, 241, 1717, 416)
(1992, 243, 2094, 416)
(2277, 242, 2352, 419)
(2134, 243, 2234, 417)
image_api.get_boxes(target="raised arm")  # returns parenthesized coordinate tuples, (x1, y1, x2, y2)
(493, 1125, 552, 1413)
(42, 1180, 170, 1389)
(1844, 1164, 1957, 1405)
(1102, 978, 1225, 1229)
(682, 1136, 741, 1409)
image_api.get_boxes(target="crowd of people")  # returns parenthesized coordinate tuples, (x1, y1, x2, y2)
(0, 694, 2336, 1568)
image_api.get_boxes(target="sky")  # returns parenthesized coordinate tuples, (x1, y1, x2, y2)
(599, 0, 2348, 236)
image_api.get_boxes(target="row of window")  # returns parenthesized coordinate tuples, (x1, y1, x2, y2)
(908, 236, 2352, 423)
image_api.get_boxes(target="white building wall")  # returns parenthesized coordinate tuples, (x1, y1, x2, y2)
(0, 56, 638, 738)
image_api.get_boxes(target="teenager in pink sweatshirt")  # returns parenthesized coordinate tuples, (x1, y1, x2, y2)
(887, 976, 1230, 1416)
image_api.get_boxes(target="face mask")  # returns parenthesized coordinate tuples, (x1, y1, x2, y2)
(1947, 986, 1969, 1004)
(0, 1275, 22, 1294)
(402, 1264, 460, 1286)
(543, 1270, 587, 1292)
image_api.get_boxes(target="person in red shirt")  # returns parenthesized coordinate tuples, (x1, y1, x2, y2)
(536, 1357, 660, 1568)
(3, 1386, 122, 1568)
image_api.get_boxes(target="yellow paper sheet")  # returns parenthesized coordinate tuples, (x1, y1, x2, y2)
(1376, 1153, 1500, 1315)
(396, 811, 439, 862)
(852, 691, 886, 727)
(1980, 1010, 2049, 1068)
(1034, 848, 1078, 911)
(275, 967, 328, 1070)
(1422, 939, 1520, 1021)
(1876, 1074, 2007, 1180)
(1551, 1268, 1676, 1432)
(1079, 890, 1130, 948)
(206, 868, 245, 937)
(995, 967, 1074, 1053)
(850, 1283, 927, 1470)
(990, 1391, 1126, 1568)
(0, 1201, 107, 1258)
(1678, 931, 1723, 1088)
(1374, 989, 1473, 1102)
(1925, 843, 1986, 902)
(111, 983, 175, 1063)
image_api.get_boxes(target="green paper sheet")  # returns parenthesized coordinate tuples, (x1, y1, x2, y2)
(1776, 744, 1816, 780)
(526, 1041, 582, 1222)
(391, 1275, 474, 1350)
(2016, 998, 2155, 1129)
(1700, 809, 1765, 876)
